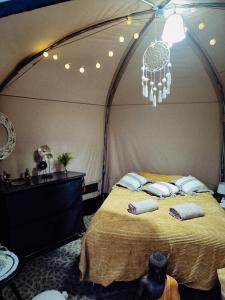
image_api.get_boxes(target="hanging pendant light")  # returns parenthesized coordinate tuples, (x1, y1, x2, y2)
(162, 13, 186, 46)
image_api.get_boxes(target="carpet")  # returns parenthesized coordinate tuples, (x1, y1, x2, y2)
(2, 215, 221, 300)
(2, 215, 138, 300)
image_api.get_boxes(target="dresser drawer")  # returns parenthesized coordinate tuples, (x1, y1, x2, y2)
(5, 179, 82, 228)
(6, 207, 84, 256)
(0, 171, 85, 258)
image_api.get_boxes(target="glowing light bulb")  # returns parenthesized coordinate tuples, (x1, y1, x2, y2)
(79, 67, 85, 73)
(53, 54, 58, 60)
(184, 26, 188, 32)
(209, 38, 216, 46)
(108, 51, 114, 57)
(43, 51, 48, 58)
(119, 36, 125, 43)
(162, 13, 186, 45)
(96, 62, 101, 69)
(133, 33, 139, 39)
(198, 22, 205, 30)
(65, 63, 70, 69)
(126, 16, 132, 25)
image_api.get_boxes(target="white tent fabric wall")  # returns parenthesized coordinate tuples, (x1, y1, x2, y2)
(0, 96, 104, 183)
(0, 0, 224, 189)
(0, 0, 147, 184)
(109, 26, 221, 189)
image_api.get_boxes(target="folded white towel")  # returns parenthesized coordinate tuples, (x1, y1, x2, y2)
(128, 199, 158, 215)
(169, 203, 205, 220)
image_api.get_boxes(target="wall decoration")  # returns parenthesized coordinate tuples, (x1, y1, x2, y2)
(142, 40, 171, 106)
(0, 112, 16, 160)
(37, 145, 54, 177)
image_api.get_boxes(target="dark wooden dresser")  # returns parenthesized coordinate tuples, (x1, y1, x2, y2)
(0, 171, 85, 259)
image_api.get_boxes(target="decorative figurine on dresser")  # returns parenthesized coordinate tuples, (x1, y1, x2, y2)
(0, 171, 85, 260)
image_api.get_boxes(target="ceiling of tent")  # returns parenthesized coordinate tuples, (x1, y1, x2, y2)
(0, 0, 224, 103)
(0, 0, 148, 83)
(1, 20, 146, 105)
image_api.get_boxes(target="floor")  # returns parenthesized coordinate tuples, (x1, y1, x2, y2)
(2, 215, 221, 300)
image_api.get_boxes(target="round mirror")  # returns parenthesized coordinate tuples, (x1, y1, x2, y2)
(0, 124, 8, 148)
(0, 112, 16, 160)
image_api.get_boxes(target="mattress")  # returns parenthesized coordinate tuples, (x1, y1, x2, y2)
(79, 186, 225, 290)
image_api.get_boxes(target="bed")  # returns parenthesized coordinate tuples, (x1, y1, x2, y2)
(79, 173, 225, 290)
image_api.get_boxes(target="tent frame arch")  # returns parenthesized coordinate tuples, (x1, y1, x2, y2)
(0, 1, 224, 191)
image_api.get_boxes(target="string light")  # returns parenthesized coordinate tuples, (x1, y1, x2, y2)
(133, 33, 139, 39)
(43, 51, 48, 58)
(198, 22, 205, 30)
(96, 62, 101, 69)
(126, 16, 132, 25)
(209, 38, 216, 46)
(65, 63, 70, 69)
(53, 54, 58, 60)
(119, 36, 125, 43)
(108, 51, 114, 57)
(79, 67, 85, 73)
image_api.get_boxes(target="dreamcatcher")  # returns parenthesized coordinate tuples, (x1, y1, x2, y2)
(142, 40, 171, 106)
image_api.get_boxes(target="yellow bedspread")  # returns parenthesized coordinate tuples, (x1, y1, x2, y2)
(79, 187, 225, 290)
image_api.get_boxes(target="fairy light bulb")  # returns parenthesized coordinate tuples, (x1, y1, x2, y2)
(209, 38, 216, 46)
(184, 26, 188, 33)
(126, 16, 132, 25)
(108, 51, 114, 57)
(65, 63, 70, 69)
(43, 51, 48, 58)
(53, 54, 58, 60)
(198, 22, 205, 30)
(96, 62, 101, 69)
(119, 36, 125, 43)
(79, 67, 85, 73)
(134, 33, 139, 39)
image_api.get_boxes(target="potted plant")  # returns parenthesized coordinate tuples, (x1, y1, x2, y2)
(57, 152, 73, 173)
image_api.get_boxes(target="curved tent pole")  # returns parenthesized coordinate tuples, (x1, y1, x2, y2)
(0, 8, 153, 92)
(0, 1, 224, 189)
(101, 0, 172, 193)
(1, 1, 224, 92)
(101, 4, 225, 193)
(101, 14, 155, 193)
(186, 31, 225, 182)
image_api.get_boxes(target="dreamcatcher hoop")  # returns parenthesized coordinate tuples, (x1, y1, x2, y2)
(142, 40, 172, 106)
(143, 41, 170, 72)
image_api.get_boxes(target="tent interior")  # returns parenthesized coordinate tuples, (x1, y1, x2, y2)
(0, 0, 225, 299)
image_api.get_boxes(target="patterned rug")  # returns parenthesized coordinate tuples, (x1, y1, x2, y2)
(2, 215, 221, 300)
(2, 216, 138, 300)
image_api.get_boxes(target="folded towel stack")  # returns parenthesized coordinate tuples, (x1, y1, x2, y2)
(169, 203, 205, 220)
(128, 199, 158, 215)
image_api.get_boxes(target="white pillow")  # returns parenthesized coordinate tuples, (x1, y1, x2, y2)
(142, 182, 179, 198)
(171, 175, 213, 195)
(116, 172, 153, 191)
